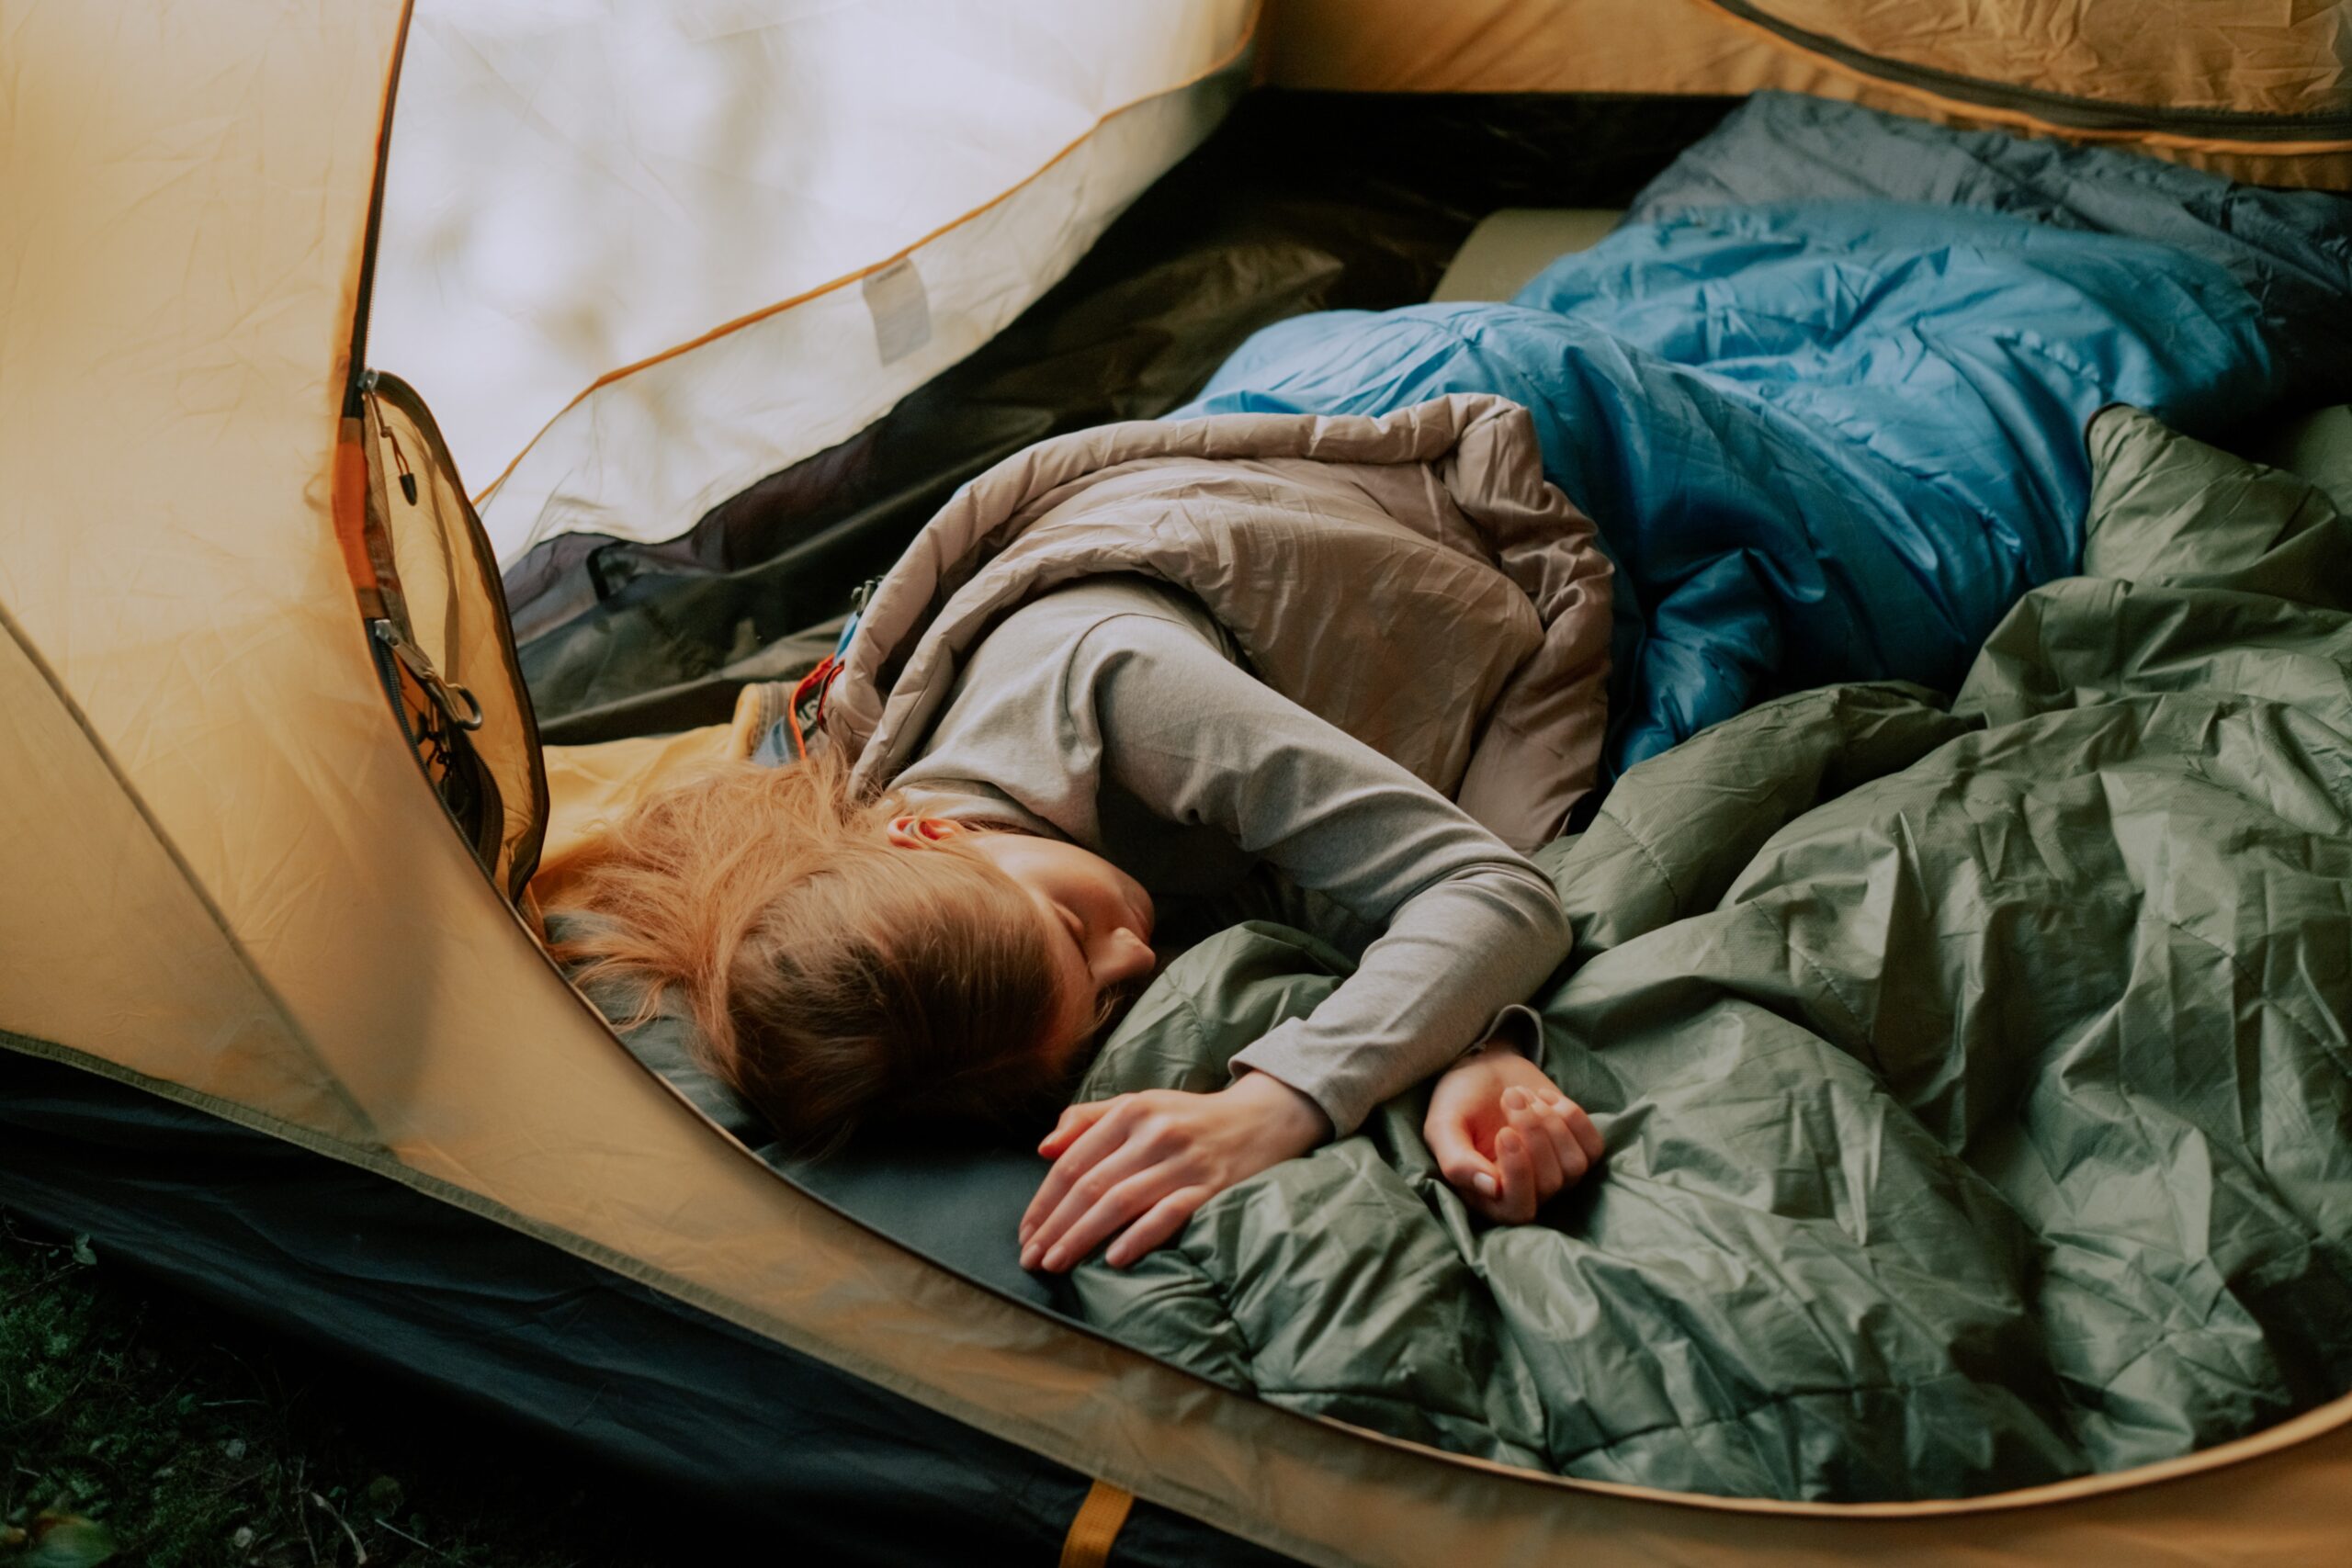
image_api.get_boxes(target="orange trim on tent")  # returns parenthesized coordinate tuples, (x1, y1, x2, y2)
(1708, 2, 2352, 157)
(1354, 1386, 2352, 1521)
(344, 0, 417, 423)
(469, 1, 1264, 509)
(336, 0, 413, 618)
(332, 419, 385, 614)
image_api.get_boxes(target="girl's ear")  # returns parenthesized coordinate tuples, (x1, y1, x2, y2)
(885, 816, 963, 848)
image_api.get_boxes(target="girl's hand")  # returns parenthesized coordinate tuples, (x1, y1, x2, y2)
(1424, 1046, 1602, 1224)
(1020, 1073, 1330, 1273)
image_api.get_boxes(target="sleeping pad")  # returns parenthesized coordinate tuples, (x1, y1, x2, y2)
(1177, 96, 2352, 773)
(1067, 408, 2352, 1501)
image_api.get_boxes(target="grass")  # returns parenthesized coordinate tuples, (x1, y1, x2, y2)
(0, 1213, 763, 1568)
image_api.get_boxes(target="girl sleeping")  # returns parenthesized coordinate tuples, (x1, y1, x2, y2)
(539, 101, 2352, 1497)
(546, 185, 2334, 1283)
(548, 395, 1614, 1274)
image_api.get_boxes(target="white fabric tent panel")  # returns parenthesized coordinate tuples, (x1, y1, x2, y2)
(372, 0, 1257, 558)
(476, 68, 1244, 558)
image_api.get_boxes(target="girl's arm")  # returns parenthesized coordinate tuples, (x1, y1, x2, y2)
(1088, 619, 1576, 1134)
(1021, 614, 1587, 1270)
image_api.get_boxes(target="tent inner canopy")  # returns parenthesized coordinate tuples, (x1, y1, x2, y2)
(374, 0, 2350, 578)
(351, 0, 2352, 1514)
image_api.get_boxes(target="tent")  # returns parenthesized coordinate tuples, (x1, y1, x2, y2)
(3, 3, 2348, 1563)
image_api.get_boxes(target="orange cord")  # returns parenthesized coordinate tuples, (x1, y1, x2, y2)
(785, 655, 841, 761)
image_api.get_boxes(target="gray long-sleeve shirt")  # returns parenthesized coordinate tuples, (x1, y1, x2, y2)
(888, 575, 1571, 1136)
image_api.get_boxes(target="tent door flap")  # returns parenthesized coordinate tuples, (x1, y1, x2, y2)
(348, 368, 550, 904)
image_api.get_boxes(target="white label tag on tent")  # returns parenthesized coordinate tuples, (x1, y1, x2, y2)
(863, 257, 933, 366)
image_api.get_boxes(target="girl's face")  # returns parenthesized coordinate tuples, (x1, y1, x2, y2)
(888, 818, 1158, 1073)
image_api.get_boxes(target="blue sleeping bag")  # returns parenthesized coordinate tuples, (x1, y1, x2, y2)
(1177, 97, 2352, 773)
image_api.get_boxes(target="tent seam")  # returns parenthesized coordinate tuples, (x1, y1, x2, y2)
(1698, 0, 2352, 153)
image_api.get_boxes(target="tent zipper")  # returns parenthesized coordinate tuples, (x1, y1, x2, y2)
(370, 389, 420, 505)
(371, 618, 484, 733)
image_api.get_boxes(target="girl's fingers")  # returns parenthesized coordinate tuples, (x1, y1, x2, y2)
(1507, 1100, 1565, 1194)
(1103, 1187, 1212, 1269)
(1035, 1167, 1177, 1274)
(1023, 1134, 1159, 1268)
(1451, 1161, 1504, 1213)
(1021, 1100, 1140, 1247)
(1495, 1127, 1537, 1224)
(1425, 1104, 1502, 1202)
(1036, 1099, 1115, 1161)
(1536, 1104, 1588, 1190)
(1561, 1100, 1605, 1165)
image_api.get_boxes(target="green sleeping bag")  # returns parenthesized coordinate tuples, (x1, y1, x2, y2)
(1069, 407, 2352, 1501)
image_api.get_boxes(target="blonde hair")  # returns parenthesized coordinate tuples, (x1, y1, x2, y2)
(542, 753, 1069, 1155)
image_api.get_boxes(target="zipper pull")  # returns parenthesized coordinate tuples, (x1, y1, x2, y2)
(371, 619, 483, 731)
(834, 575, 883, 659)
(366, 382, 419, 504)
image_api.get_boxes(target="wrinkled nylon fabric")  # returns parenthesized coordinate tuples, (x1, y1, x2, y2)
(1621, 96, 2352, 412)
(1178, 96, 2352, 774)
(1067, 409, 2352, 1502)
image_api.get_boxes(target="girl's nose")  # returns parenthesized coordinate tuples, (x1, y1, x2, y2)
(1097, 926, 1156, 988)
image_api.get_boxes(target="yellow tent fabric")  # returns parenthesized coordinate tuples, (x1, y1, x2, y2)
(6, 3, 2352, 1564)
(1269, 0, 2352, 188)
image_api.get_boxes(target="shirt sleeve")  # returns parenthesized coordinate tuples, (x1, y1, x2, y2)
(1081, 615, 1573, 1136)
